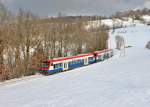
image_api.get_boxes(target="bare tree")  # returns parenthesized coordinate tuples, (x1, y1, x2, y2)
(115, 35, 126, 56)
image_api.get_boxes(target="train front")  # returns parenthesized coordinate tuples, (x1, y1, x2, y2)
(39, 61, 51, 75)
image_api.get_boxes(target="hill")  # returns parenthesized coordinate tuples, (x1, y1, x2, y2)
(0, 21, 150, 107)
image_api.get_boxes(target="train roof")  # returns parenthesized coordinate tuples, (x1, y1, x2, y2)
(46, 53, 93, 63)
(45, 49, 112, 63)
(95, 49, 112, 54)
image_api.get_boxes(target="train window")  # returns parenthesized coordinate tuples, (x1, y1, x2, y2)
(75, 60, 77, 64)
(71, 61, 73, 65)
(75, 60, 77, 63)
(98, 56, 101, 60)
(54, 64, 57, 69)
(54, 63, 62, 69)
(78, 60, 80, 63)
(74, 60, 76, 64)
(73, 61, 75, 64)
(70, 61, 72, 65)
(81, 59, 84, 62)
(60, 63, 63, 67)
(77, 60, 79, 63)
(88, 57, 93, 61)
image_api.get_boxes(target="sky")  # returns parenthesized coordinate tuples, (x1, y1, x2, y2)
(0, 0, 150, 17)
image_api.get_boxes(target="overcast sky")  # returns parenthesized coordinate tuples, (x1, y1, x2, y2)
(1, 0, 150, 17)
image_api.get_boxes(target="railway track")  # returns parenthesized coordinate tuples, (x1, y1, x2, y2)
(0, 74, 43, 87)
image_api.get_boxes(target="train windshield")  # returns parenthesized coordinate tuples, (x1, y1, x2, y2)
(41, 62, 49, 68)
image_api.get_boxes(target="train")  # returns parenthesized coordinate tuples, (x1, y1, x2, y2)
(39, 49, 113, 75)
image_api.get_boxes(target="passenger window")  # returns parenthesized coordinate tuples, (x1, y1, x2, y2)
(54, 64, 57, 69)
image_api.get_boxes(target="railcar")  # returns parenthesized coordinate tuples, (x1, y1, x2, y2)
(39, 49, 113, 75)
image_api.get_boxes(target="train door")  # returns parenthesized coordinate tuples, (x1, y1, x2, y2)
(94, 53, 98, 63)
(64, 62, 68, 71)
(101, 54, 104, 61)
(84, 57, 88, 65)
(111, 51, 113, 57)
(108, 51, 112, 58)
(49, 63, 54, 70)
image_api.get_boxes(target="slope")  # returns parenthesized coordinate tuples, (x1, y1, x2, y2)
(0, 23, 150, 107)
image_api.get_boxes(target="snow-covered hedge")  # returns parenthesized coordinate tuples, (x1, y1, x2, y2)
(146, 41, 150, 49)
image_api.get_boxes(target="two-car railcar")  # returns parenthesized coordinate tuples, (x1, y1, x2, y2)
(39, 49, 113, 75)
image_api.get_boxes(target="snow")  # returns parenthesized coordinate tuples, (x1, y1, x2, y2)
(142, 15, 150, 22)
(101, 19, 114, 27)
(0, 22, 150, 107)
(108, 24, 150, 48)
(86, 18, 138, 30)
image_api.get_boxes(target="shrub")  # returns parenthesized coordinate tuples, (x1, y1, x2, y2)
(146, 41, 150, 49)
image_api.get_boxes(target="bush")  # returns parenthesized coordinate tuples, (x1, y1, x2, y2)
(146, 41, 150, 49)
(0, 65, 9, 81)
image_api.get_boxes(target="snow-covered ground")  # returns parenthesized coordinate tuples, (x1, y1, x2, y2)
(142, 15, 150, 23)
(108, 24, 150, 48)
(86, 18, 138, 30)
(0, 23, 150, 107)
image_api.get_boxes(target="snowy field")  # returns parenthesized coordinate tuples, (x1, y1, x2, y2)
(109, 23, 150, 48)
(0, 23, 150, 107)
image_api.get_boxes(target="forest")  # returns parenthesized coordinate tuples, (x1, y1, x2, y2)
(0, 3, 108, 81)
